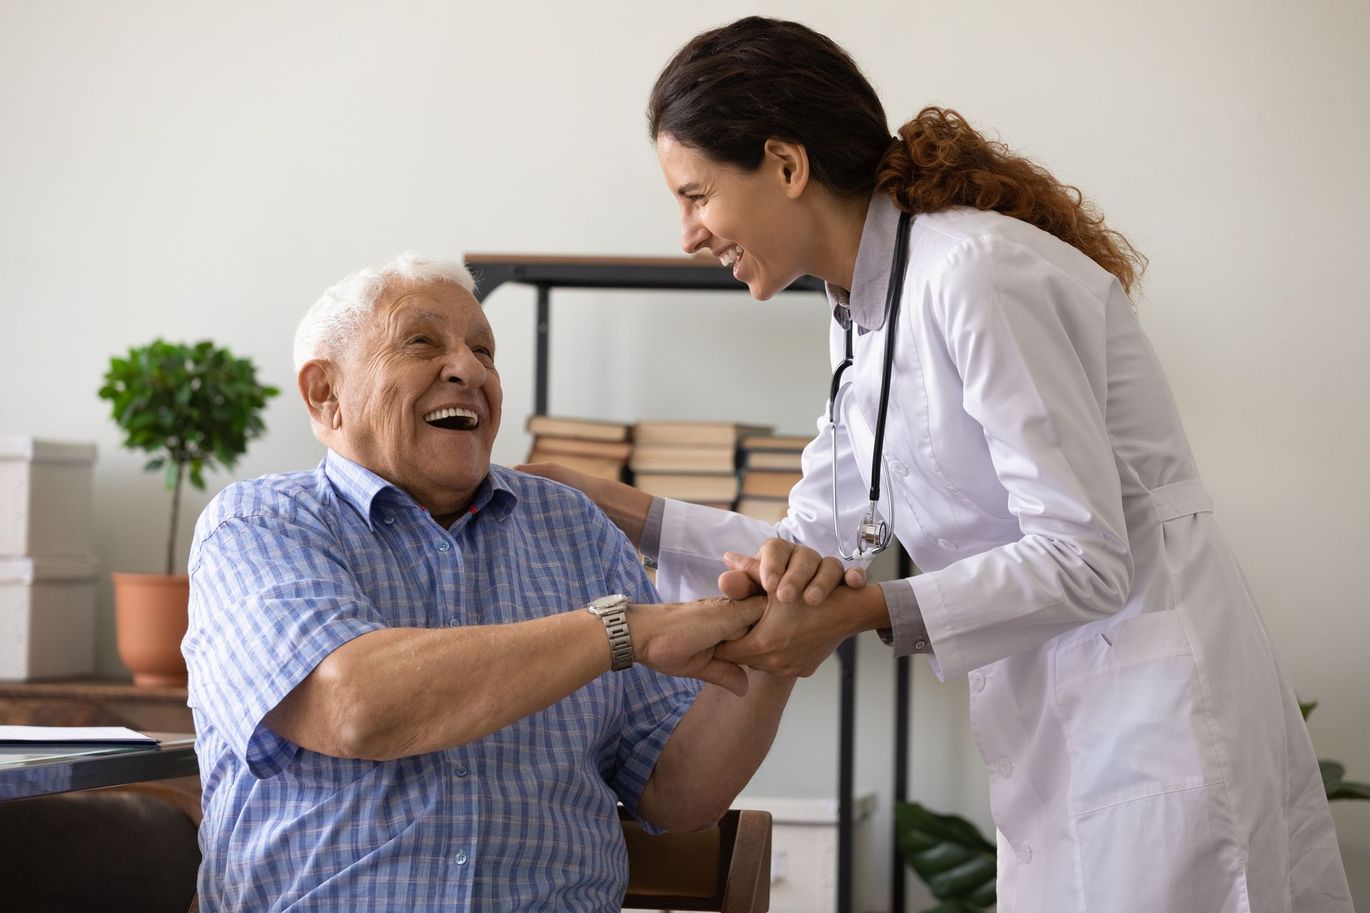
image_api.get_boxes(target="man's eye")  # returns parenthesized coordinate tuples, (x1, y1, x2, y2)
(407, 336, 434, 346)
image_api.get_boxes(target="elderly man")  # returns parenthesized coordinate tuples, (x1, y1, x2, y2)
(182, 253, 800, 912)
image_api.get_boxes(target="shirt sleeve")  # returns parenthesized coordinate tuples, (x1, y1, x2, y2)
(911, 236, 1134, 678)
(183, 486, 387, 779)
(586, 500, 702, 824)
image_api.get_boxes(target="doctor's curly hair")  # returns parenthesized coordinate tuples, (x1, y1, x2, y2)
(649, 17, 1147, 294)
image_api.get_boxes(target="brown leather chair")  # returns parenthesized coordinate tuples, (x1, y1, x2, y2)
(0, 782, 201, 913)
(621, 807, 772, 912)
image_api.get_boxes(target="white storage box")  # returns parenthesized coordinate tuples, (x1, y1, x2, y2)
(735, 793, 877, 913)
(0, 437, 97, 557)
(0, 555, 98, 680)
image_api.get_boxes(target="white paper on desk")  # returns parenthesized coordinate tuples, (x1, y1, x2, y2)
(0, 725, 159, 745)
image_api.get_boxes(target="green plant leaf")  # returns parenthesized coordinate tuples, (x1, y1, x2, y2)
(1321, 760, 1370, 800)
(895, 802, 996, 911)
(97, 338, 280, 569)
(1300, 700, 1317, 721)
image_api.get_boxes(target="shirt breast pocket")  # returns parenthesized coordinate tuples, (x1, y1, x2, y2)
(1053, 610, 1222, 813)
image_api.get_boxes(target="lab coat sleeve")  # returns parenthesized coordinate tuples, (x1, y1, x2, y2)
(655, 322, 878, 603)
(911, 236, 1133, 678)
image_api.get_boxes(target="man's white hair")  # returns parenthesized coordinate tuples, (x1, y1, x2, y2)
(293, 252, 477, 372)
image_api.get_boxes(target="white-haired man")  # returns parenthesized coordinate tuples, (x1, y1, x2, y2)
(182, 253, 802, 912)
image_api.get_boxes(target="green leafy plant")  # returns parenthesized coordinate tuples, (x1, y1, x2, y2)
(894, 801, 997, 913)
(99, 339, 279, 575)
(1300, 701, 1370, 800)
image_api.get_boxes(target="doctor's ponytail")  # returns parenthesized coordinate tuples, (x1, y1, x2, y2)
(877, 108, 1147, 294)
(650, 17, 1147, 294)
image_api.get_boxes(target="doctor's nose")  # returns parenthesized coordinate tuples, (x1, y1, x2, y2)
(680, 212, 711, 255)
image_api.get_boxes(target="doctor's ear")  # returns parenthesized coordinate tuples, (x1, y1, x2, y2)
(763, 139, 810, 199)
(299, 360, 342, 430)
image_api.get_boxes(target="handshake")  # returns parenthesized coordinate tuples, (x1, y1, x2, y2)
(629, 539, 885, 697)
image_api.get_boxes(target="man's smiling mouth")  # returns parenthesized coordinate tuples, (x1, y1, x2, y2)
(423, 407, 479, 430)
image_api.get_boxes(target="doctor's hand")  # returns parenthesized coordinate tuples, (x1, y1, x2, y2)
(630, 596, 767, 697)
(713, 583, 879, 678)
(517, 461, 654, 547)
(717, 538, 868, 604)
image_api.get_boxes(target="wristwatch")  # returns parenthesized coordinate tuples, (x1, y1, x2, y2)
(585, 594, 634, 671)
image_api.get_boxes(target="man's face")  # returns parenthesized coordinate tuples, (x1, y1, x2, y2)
(328, 279, 502, 518)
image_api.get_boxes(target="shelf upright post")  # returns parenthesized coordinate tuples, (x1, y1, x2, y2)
(837, 635, 857, 913)
(534, 284, 551, 416)
(892, 545, 915, 912)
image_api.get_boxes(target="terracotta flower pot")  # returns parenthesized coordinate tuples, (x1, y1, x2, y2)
(112, 573, 190, 687)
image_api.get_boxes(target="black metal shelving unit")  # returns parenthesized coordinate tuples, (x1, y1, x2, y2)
(469, 253, 914, 913)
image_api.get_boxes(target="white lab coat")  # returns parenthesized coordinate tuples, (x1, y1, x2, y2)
(654, 196, 1351, 912)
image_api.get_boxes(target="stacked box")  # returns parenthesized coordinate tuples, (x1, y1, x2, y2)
(0, 437, 98, 679)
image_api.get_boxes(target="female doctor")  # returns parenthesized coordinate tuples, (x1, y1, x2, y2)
(524, 16, 1350, 913)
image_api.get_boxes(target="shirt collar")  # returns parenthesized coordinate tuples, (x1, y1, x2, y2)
(323, 450, 519, 530)
(824, 192, 904, 333)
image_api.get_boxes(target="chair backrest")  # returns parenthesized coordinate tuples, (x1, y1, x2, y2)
(620, 807, 771, 913)
(0, 783, 201, 913)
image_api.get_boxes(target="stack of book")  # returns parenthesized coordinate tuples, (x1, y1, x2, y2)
(736, 434, 810, 522)
(525, 415, 632, 481)
(629, 420, 772, 508)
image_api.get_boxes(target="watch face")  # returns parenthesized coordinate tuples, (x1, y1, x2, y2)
(589, 594, 629, 612)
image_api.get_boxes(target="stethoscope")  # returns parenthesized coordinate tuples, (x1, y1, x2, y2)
(827, 209, 912, 560)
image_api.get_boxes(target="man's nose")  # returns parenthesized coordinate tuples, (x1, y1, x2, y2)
(442, 346, 486, 385)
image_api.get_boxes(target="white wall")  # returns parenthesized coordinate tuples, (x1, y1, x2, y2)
(2, 0, 1367, 908)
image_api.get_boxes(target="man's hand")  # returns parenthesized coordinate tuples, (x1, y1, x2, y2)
(713, 540, 880, 678)
(630, 596, 766, 696)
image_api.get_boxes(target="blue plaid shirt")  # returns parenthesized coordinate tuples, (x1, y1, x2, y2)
(184, 451, 700, 912)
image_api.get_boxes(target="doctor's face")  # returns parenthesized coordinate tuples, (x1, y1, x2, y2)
(657, 133, 810, 301)
(325, 279, 502, 521)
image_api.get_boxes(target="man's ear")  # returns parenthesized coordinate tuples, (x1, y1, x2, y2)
(298, 360, 342, 430)
(764, 138, 810, 200)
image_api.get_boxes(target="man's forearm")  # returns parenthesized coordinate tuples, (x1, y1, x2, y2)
(636, 672, 797, 832)
(266, 610, 613, 760)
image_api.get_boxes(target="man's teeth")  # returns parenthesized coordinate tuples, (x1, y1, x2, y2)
(423, 407, 478, 428)
(719, 247, 742, 268)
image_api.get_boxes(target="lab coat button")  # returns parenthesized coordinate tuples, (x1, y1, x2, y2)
(997, 758, 1013, 778)
(891, 460, 909, 477)
(1016, 844, 1032, 864)
(937, 538, 956, 550)
(971, 672, 986, 693)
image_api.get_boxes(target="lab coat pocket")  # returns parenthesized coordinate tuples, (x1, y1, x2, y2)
(1074, 784, 1251, 913)
(1054, 609, 1222, 814)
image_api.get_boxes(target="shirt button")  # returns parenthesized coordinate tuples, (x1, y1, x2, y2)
(437, 541, 450, 552)
(383, 516, 395, 525)
(1017, 844, 1032, 864)
(971, 672, 986, 693)
(454, 851, 468, 865)
(455, 764, 469, 777)
(997, 758, 1014, 778)
(447, 618, 460, 627)
(937, 537, 957, 550)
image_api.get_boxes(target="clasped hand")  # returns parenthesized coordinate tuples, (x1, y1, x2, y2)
(713, 539, 868, 678)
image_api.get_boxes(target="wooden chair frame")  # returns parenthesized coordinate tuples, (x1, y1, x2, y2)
(621, 807, 772, 912)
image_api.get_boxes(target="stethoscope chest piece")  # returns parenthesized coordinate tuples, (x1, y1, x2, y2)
(829, 209, 913, 561)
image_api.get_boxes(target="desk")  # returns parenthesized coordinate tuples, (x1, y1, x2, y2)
(0, 733, 197, 801)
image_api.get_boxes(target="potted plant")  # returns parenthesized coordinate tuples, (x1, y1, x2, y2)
(98, 339, 279, 685)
